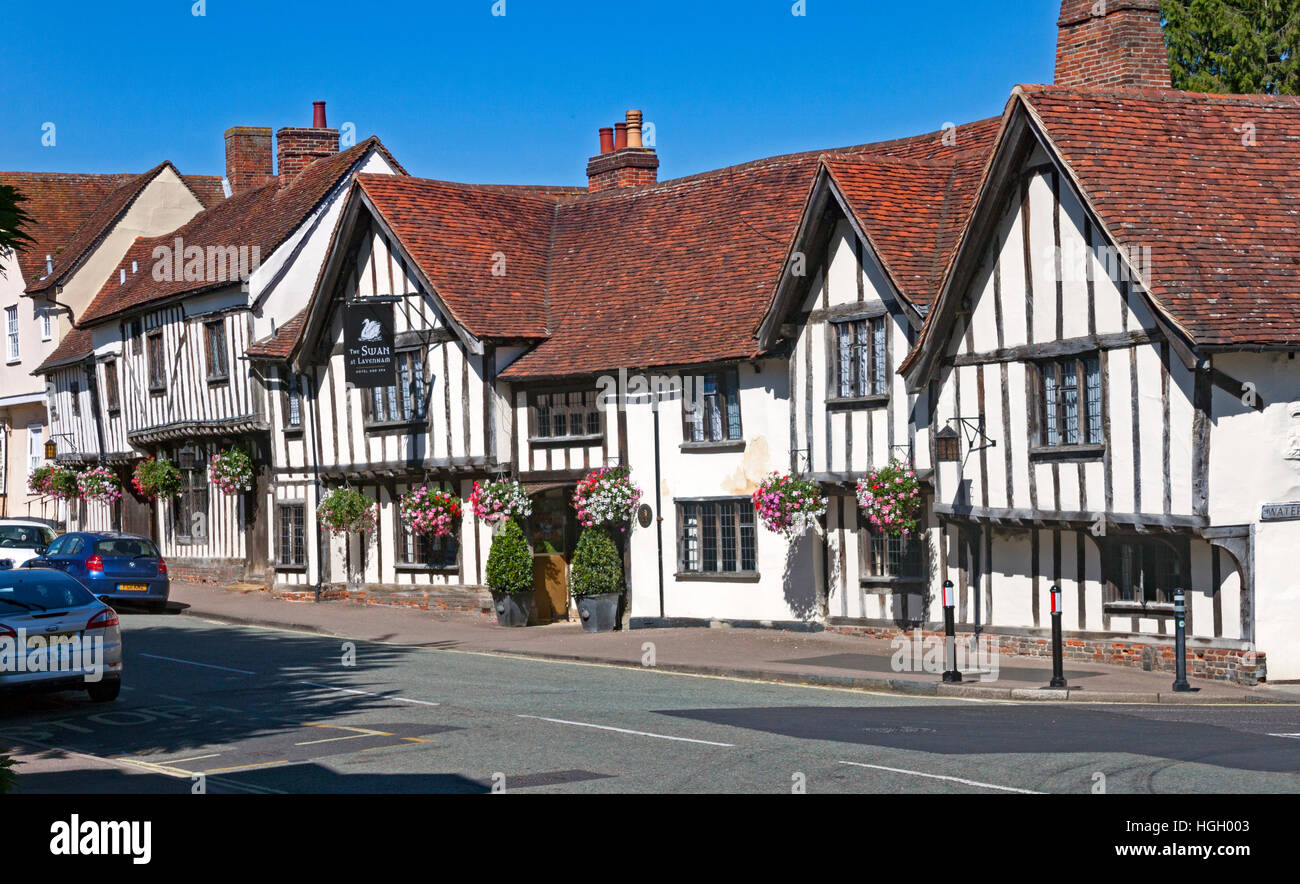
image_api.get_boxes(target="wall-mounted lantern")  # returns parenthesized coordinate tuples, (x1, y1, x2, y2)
(177, 445, 196, 470)
(935, 426, 960, 463)
(44, 440, 57, 460)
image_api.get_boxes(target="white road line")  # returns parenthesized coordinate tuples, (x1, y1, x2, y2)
(838, 760, 1043, 794)
(517, 714, 735, 747)
(139, 653, 255, 675)
(297, 680, 440, 706)
(1268, 733, 1300, 739)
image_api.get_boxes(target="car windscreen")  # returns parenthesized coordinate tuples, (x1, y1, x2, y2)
(0, 524, 57, 549)
(92, 538, 160, 558)
(0, 573, 95, 612)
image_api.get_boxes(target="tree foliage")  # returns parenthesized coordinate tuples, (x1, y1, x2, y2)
(569, 527, 624, 597)
(486, 518, 533, 595)
(0, 185, 35, 278)
(1163, 0, 1300, 94)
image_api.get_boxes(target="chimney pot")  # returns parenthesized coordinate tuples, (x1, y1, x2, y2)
(313, 101, 327, 129)
(277, 103, 340, 185)
(626, 110, 643, 149)
(599, 127, 615, 155)
(614, 122, 628, 151)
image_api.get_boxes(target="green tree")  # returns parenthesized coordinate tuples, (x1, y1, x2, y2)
(569, 527, 624, 597)
(0, 752, 19, 794)
(486, 518, 533, 595)
(1163, 0, 1300, 94)
(0, 184, 35, 277)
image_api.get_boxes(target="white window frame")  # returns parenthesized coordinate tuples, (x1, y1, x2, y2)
(40, 305, 52, 342)
(6, 306, 19, 363)
(26, 424, 43, 479)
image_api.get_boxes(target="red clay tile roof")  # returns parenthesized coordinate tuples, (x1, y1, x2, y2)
(824, 149, 991, 307)
(357, 176, 555, 339)
(77, 137, 402, 326)
(1019, 84, 1300, 347)
(182, 175, 227, 210)
(0, 171, 135, 286)
(246, 308, 306, 359)
(33, 326, 94, 374)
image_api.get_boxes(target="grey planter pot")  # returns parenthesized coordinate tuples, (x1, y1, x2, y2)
(576, 593, 621, 633)
(492, 591, 535, 628)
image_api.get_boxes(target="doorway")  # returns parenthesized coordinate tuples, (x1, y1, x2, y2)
(527, 486, 576, 623)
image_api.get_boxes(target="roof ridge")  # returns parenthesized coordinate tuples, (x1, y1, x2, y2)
(1018, 83, 1300, 106)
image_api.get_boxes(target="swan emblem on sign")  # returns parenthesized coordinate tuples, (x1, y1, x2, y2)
(359, 318, 384, 342)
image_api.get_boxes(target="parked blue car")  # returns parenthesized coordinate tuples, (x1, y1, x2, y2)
(23, 532, 169, 612)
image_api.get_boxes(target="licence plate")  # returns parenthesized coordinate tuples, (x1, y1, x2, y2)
(118, 584, 149, 592)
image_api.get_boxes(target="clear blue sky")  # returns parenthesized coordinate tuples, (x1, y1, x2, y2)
(2, 0, 1060, 184)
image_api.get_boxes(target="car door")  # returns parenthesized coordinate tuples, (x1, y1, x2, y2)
(28, 534, 66, 569)
(58, 535, 87, 577)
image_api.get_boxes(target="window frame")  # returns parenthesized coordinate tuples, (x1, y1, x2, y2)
(1030, 353, 1105, 457)
(40, 305, 52, 342)
(204, 318, 229, 384)
(1102, 534, 1188, 615)
(528, 387, 605, 445)
(5, 305, 18, 363)
(681, 369, 744, 448)
(173, 447, 209, 545)
(70, 379, 80, 418)
(282, 371, 303, 434)
(675, 498, 759, 581)
(276, 502, 307, 569)
(146, 329, 166, 392)
(103, 359, 120, 415)
(362, 348, 428, 430)
(827, 314, 889, 407)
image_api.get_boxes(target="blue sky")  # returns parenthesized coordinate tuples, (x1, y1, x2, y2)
(2, 0, 1060, 184)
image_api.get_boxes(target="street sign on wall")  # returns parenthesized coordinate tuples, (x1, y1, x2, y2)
(344, 301, 396, 387)
(1261, 502, 1300, 522)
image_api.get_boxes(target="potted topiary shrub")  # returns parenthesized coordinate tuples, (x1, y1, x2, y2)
(486, 518, 534, 627)
(569, 526, 624, 633)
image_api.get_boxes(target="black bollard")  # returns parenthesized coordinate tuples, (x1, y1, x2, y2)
(1049, 584, 1067, 689)
(1172, 587, 1192, 692)
(942, 579, 962, 683)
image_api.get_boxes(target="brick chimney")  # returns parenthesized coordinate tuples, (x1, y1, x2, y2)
(277, 101, 340, 185)
(224, 126, 274, 194)
(1055, 0, 1172, 90)
(586, 109, 658, 193)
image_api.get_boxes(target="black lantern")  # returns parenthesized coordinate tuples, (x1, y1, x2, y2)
(177, 445, 196, 470)
(935, 426, 960, 463)
(44, 440, 56, 460)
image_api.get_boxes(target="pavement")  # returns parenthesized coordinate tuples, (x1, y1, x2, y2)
(4, 611, 1300, 795)
(167, 582, 1297, 705)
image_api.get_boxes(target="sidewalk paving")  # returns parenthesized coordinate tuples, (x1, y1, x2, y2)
(163, 582, 1296, 705)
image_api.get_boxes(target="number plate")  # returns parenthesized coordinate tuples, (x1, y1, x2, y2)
(118, 583, 149, 592)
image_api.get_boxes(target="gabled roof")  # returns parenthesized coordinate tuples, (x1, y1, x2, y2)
(246, 308, 306, 360)
(356, 175, 555, 339)
(904, 84, 1300, 384)
(1018, 84, 1300, 347)
(21, 163, 226, 296)
(76, 137, 403, 326)
(0, 171, 135, 286)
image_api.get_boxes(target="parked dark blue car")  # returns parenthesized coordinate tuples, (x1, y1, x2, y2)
(23, 532, 169, 611)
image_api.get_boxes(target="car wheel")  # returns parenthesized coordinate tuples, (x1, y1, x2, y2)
(87, 679, 121, 703)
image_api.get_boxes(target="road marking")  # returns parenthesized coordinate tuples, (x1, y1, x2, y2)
(1268, 733, 1300, 739)
(295, 723, 394, 746)
(517, 714, 735, 747)
(163, 753, 222, 764)
(204, 760, 290, 774)
(297, 680, 440, 706)
(139, 653, 255, 675)
(838, 760, 1043, 794)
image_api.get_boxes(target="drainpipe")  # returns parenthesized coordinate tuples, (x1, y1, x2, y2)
(653, 406, 664, 619)
(305, 370, 327, 602)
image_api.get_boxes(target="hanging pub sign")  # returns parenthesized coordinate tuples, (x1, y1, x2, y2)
(344, 301, 396, 387)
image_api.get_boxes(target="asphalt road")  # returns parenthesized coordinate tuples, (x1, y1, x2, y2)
(2, 612, 1299, 794)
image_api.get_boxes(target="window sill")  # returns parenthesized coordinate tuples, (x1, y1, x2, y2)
(394, 564, 459, 573)
(283, 427, 304, 437)
(1029, 443, 1105, 462)
(148, 386, 166, 396)
(207, 375, 230, 387)
(827, 394, 888, 410)
(5, 359, 20, 366)
(107, 408, 120, 417)
(364, 419, 427, 435)
(274, 562, 308, 572)
(529, 434, 604, 447)
(679, 439, 746, 453)
(1105, 601, 1175, 617)
(861, 575, 925, 587)
(674, 570, 761, 583)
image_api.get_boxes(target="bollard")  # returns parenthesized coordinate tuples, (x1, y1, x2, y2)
(1049, 584, 1067, 689)
(941, 579, 962, 684)
(1172, 587, 1192, 692)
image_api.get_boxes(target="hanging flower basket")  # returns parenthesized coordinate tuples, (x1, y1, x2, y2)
(469, 478, 532, 526)
(77, 466, 122, 504)
(132, 457, 181, 501)
(209, 447, 254, 495)
(399, 486, 463, 537)
(856, 460, 922, 536)
(572, 465, 641, 530)
(752, 472, 827, 537)
(317, 487, 378, 536)
(27, 464, 61, 498)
